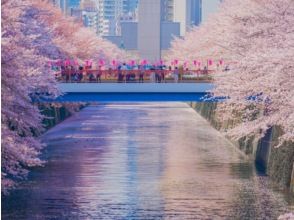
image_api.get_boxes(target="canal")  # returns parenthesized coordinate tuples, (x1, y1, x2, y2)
(2, 103, 293, 219)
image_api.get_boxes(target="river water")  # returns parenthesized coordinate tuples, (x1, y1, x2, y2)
(2, 103, 294, 219)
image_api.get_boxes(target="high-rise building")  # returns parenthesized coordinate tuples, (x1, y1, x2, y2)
(173, 0, 202, 36)
(138, 0, 162, 61)
(80, 0, 98, 33)
(191, 0, 202, 26)
(104, 0, 180, 59)
(162, 0, 174, 21)
(96, 0, 124, 36)
(137, 0, 180, 61)
(95, 0, 139, 36)
(51, 0, 81, 15)
(52, 0, 68, 13)
(68, 0, 80, 8)
(123, 0, 139, 13)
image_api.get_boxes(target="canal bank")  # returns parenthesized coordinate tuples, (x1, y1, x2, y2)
(189, 102, 294, 194)
(40, 103, 85, 130)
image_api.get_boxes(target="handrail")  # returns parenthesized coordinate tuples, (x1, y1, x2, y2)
(55, 69, 214, 83)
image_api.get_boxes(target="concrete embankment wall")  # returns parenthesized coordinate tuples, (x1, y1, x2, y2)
(189, 102, 294, 193)
(39, 104, 85, 130)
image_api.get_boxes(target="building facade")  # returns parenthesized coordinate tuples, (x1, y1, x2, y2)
(52, 0, 82, 15)
(52, 0, 68, 13)
(162, 0, 174, 21)
(80, 0, 99, 33)
(96, 0, 124, 36)
(138, 0, 162, 61)
(123, 0, 139, 13)
(191, 0, 202, 26)
(173, 0, 202, 36)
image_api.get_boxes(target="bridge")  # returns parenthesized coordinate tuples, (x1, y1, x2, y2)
(43, 82, 215, 102)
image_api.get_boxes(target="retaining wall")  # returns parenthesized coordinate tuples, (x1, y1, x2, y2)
(189, 102, 294, 193)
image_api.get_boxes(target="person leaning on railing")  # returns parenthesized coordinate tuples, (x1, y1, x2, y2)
(121, 63, 128, 83)
(96, 66, 102, 83)
(155, 66, 161, 83)
(78, 66, 83, 82)
(173, 67, 179, 83)
(139, 65, 144, 83)
(117, 65, 124, 83)
(160, 66, 165, 83)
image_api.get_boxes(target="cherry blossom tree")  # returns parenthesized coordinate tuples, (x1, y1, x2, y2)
(31, 0, 125, 62)
(2, 0, 124, 193)
(167, 0, 294, 146)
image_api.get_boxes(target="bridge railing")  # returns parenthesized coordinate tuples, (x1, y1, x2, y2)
(55, 69, 214, 83)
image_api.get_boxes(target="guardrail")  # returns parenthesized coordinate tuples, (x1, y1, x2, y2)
(55, 69, 214, 83)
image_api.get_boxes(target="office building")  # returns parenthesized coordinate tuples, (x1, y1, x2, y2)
(68, 0, 80, 8)
(138, 0, 162, 61)
(162, 0, 174, 21)
(123, 0, 139, 13)
(191, 0, 202, 25)
(96, 0, 124, 36)
(52, 0, 68, 13)
(105, 0, 180, 61)
(80, 0, 98, 33)
(173, 0, 202, 36)
(51, 0, 82, 15)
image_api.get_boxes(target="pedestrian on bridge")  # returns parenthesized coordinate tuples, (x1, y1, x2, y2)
(139, 65, 144, 83)
(78, 66, 83, 82)
(121, 63, 128, 83)
(96, 66, 102, 83)
(117, 65, 124, 83)
(160, 66, 165, 83)
(173, 67, 179, 83)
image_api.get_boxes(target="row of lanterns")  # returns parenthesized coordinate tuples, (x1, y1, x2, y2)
(48, 59, 225, 68)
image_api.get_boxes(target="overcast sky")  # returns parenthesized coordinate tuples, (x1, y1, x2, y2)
(202, 0, 221, 22)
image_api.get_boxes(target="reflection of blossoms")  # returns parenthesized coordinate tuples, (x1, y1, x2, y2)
(278, 212, 294, 220)
(167, 0, 294, 146)
(1, 0, 123, 194)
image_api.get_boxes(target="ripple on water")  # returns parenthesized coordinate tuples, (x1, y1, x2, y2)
(2, 103, 293, 219)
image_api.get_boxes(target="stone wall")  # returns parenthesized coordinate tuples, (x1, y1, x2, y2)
(189, 102, 294, 193)
(39, 104, 85, 130)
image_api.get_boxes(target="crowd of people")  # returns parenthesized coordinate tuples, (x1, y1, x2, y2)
(56, 63, 218, 83)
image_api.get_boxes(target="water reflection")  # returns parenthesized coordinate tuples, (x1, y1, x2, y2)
(2, 103, 293, 219)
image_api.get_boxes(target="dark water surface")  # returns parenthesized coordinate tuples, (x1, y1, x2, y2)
(2, 103, 293, 219)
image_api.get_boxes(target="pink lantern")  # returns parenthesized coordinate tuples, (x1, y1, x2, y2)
(130, 60, 135, 66)
(112, 60, 116, 66)
(99, 59, 105, 66)
(174, 59, 178, 65)
(208, 59, 213, 66)
(85, 60, 93, 66)
(159, 60, 164, 65)
(193, 60, 198, 66)
(219, 60, 224, 65)
(141, 59, 147, 65)
(64, 60, 70, 66)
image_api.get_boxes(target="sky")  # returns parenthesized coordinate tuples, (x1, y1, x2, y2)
(202, 0, 221, 22)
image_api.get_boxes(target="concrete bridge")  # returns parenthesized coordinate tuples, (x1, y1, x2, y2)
(44, 83, 216, 102)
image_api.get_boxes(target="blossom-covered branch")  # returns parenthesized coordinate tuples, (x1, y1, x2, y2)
(167, 0, 294, 145)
